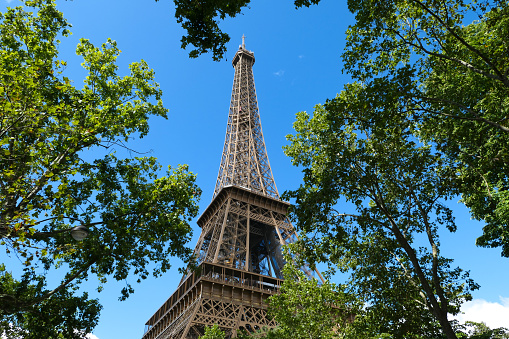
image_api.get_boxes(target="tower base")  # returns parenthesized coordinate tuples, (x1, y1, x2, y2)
(143, 263, 281, 339)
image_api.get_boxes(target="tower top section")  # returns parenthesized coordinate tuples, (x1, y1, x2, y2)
(214, 37, 278, 199)
(232, 36, 255, 67)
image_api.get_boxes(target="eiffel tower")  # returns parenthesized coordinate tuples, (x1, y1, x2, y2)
(142, 37, 303, 339)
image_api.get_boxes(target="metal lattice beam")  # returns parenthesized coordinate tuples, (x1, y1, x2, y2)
(214, 44, 278, 199)
(142, 263, 280, 339)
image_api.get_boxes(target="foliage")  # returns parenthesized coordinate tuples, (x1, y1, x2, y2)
(283, 84, 478, 338)
(161, 0, 509, 337)
(284, 1, 509, 335)
(163, 0, 321, 60)
(264, 246, 358, 339)
(201, 248, 358, 339)
(0, 0, 200, 337)
(200, 324, 226, 339)
(419, 5, 509, 256)
(164, 0, 250, 61)
(0, 264, 101, 339)
(341, 0, 509, 256)
(162, 0, 509, 258)
(456, 321, 509, 339)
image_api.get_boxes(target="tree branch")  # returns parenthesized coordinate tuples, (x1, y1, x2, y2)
(412, 95, 509, 133)
(410, 0, 508, 86)
(408, 185, 448, 314)
(29, 257, 97, 307)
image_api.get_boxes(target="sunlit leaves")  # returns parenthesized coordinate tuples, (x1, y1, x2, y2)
(284, 82, 477, 337)
(0, 1, 200, 337)
(341, 0, 509, 257)
(266, 247, 358, 339)
(199, 324, 227, 339)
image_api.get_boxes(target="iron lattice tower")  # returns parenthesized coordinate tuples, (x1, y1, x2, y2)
(214, 37, 278, 200)
(142, 38, 303, 339)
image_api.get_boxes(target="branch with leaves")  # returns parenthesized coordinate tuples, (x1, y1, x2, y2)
(283, 89, 477, 338)
(0, 1, 200, 337)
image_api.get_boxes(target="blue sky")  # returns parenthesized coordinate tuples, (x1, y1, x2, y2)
(1, 0, 508, 338)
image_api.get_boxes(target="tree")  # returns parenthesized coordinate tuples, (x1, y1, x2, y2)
(418, 4, 509, 256)
(340, 0, 509, 258)
(457, 321, 509, 339)
(163, 0, 321, 60)
(0, 0, 200, 337)
(283, 84, 478, 338)
(264, 247, 358, 339)
(200, 324, 226, 339)
(200, 247, 358, 339)
(164, 0, 250, 61)
(284, 0, 507, 336)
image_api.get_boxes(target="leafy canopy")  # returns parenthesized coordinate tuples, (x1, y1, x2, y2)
(284, 84, 477, 338)
(340, 0, 509, 257)
(282, 0, 509, 337)
(456, 321, 509, 339)
(264, 247, 358, 339)
(164, 0, 508, 337)
(164, 0, 321, 60)
(200, 247, 358, 339)
(200, 324, 227, 339)
(0, 0, 200, 337)
(164, 0, 509, 337)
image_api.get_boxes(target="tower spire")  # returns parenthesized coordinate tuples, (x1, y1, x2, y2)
(214, 38, 278, 199)
(242, 34, 246, 49)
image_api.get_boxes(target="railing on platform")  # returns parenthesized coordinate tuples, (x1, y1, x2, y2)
(143, 261, 282, 334)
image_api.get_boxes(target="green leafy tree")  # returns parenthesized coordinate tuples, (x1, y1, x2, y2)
(200, 324, 227, 339)
(340, 0, 509, 257)
(163, 0, 321, 60)
(283, 84, 478, 338)
(418, 5, 509, 256)
(264, 247, 358, 339)
(0, 0, 200, 337)
(282, 0, 507, 336)
(201, 248, 358, 339)
(457, 321, 509, 339)
(164, 0, 251, 61)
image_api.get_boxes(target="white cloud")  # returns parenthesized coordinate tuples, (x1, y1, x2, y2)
(273, 70, 285, 77)
(454, 297, 509, 329)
